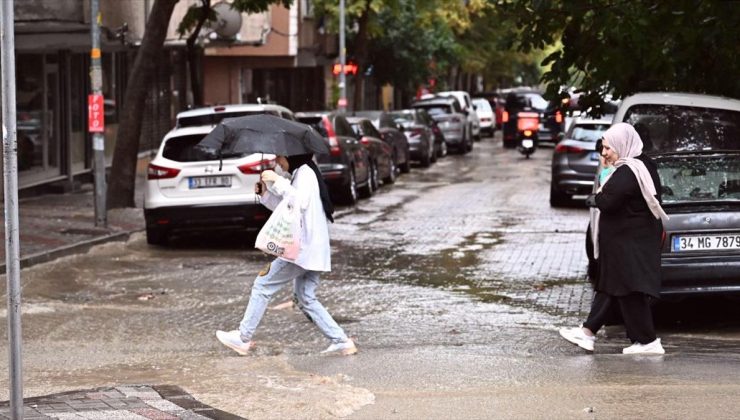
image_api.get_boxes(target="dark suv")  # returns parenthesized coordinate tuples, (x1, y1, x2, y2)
(295, 112, 372, 205)
(502, 90, 564, 148)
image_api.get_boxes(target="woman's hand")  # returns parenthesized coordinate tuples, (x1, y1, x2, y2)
(261, 170, 279, 183)
(254, 181, 266, 196)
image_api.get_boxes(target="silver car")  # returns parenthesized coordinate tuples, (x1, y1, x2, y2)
(586, 92, 740, 297)
(550, 118, 611, 207)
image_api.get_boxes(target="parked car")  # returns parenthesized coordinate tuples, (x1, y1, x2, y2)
(586, 92, 740, 297)
(429, 90, 481, 140)
(501, 90, 564, 148)
(472, 97, 496, 137)
(388, 109, 436, 167)
(176, 103, 295, 128)
(550, 117, 611, 207)
(411, 96, 472, 154)
(295, 112, 372, 205)
(143, 125, 274, 245)
(347, 116, 396, 188)
(353, 110, 411, 174)
(428, 116, 449, 159)
(143, 104, 302, 245)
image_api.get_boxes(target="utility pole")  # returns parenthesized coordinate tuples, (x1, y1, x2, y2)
(338, 0, 347, 113)
(1, 0, 25, 417)
(90, 0, 107, 227)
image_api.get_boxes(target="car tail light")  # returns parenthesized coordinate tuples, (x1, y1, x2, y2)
(238, 158, 276, 174)
(555, 110, 563, 124)
(501, 111, 509, 123)
(147, 163, 180, 180)
(554, 144, 585, 153)
(360, 136, 370, 144)
(213, 106, 226, 112)
(481, 117, 492, 122)
(322, 116, 342, 156)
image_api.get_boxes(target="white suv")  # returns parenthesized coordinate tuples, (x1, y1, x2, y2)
(432, 90, 481, 140)
(143, 104, 294, 245)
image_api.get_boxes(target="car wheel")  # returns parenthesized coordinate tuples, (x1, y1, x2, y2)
(419, 144, 432, 167)
(338, 168, 358, 205)
(384, 157, 397, 184)
(359, 162, 377, 198)
(549, 182, 571, 207)
(146, 226, 169, 246)
(430, 145, 438, 163)
(400, 153, 411, 173)
(438, 140, 448, 158)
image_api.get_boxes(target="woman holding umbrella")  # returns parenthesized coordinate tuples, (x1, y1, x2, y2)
(216, 153, 357, 356)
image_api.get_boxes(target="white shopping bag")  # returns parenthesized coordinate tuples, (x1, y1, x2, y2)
(255, 198, 301, 261)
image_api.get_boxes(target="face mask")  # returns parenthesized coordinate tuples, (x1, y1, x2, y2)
(599, 165, 615, 185)
(274, 165, 290, 179)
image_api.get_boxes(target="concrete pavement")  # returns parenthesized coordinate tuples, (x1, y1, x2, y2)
(0, 179, 248, 418)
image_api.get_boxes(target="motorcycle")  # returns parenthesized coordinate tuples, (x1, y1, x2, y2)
(516, 111, 540, 159)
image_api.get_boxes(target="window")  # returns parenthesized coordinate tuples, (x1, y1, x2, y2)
(177, 110, 279, 128)
(162, 134, 248, 162)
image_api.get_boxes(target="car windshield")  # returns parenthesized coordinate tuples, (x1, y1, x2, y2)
(415, 104, 451, 116)
(569, 123, 610, 142)
(473, 99, 492, 112)
(162, 134, 247, 162)
(177, 110, 279, 128)
(656, 154, 740, 204)
(624, 104, 740, 153)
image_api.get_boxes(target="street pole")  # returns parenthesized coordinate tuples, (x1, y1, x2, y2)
(90, 0, 107, 227)
(338, 0, 347, 113)
(1, 0, 25, 418)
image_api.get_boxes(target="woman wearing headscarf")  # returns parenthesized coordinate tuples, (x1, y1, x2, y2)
(560, 123, 668, 355)
(216, 154, 357, 356)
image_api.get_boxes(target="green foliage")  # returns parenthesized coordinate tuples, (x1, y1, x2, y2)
(499, 0, 740, 115)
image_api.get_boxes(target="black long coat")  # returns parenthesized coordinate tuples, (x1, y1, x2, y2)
(595, 154, 663, 298)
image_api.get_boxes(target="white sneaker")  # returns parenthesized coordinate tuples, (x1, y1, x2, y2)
(622, 338, 665, 355)
(216, 330, 252, 355)
(321, 339, 358, 356)
(559, 327, 596, 352)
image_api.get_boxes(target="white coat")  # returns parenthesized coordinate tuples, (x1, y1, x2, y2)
(260, 165, 331, 272)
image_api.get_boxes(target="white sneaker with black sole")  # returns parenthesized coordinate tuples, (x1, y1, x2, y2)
(559, 326, 596, 352)
(622, 338, 665, 355)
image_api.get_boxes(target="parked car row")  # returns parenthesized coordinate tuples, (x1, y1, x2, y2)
(143, 93, 487, 245)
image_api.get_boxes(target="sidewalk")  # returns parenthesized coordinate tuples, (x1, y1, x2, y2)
(0, 180, 243, 419)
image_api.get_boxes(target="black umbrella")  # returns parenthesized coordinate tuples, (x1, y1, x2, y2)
(196, 114, 330, 159)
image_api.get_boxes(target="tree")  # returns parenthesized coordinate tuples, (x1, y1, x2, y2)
(108, 0, 291, 209)
(498, 0, 740, 115)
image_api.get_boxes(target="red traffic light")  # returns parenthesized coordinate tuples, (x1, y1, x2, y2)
(332, 62, 358, 76)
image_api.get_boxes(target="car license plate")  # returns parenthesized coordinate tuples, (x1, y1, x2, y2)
(672, 233, 740, 252)
(189, 176, 232, 189)
(522, 139, 534, 148)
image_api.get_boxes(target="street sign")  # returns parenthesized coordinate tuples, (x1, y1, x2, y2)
(88, 94, 105, 133)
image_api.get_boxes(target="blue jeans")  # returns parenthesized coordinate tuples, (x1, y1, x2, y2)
(239, 258, 349, 344)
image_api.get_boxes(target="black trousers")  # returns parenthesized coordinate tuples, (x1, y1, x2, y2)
(583, 292, 656, 344)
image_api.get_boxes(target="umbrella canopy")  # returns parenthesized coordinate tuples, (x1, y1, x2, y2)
(196, 114, 330, 158)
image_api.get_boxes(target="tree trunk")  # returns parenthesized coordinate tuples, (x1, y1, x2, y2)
(107, 0, 179, 209)
(187, 0, 211, 107)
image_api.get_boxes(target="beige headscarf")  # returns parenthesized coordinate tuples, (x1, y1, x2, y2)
(591, 123, 668, 258)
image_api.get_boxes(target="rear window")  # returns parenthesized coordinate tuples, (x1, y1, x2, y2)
(657, 154, 740, 204)
(297, 116, 328, 137)
(568, 123, 610, 142)
(177, 110, 279, 128)
(623, 104, 740, 153)
(162, 134, 248, 162)
(415, 104, 452, 116)
(473, 99, 492, 112)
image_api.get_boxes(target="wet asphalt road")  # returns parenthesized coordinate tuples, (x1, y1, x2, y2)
(2, 134, 740, 419)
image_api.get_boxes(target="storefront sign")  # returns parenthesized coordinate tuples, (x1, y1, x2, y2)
(88, 94, 105, 133)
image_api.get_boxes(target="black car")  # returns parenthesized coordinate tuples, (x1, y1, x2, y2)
(295, 112, 372, 205)
(353, 110, 412, 174)
(347, 117, 396, 188)
(502, 90, 564, 148)
(388, 109, 436, 167)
